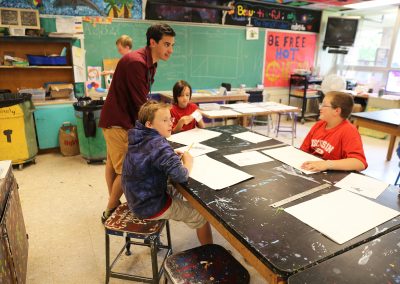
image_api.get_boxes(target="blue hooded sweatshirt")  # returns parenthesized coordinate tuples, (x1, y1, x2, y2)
(122, 121, 189, 219)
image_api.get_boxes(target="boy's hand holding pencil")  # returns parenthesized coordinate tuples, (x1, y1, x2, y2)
(178, 143, 194, 173)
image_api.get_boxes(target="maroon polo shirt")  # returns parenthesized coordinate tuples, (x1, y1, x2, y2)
(99, 47, 157, 130)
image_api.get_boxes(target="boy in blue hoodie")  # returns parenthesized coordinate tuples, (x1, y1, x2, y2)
(122, 100, 213, 245)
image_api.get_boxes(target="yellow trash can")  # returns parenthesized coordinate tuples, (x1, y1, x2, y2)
(0, 93, 38, 169)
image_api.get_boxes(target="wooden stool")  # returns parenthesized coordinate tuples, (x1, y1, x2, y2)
(164, 244, 250, 284)
(104, 203, 172, 283)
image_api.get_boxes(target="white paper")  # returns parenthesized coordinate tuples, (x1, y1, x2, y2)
(262, 146, 322, 174)
(335, 173, 389, 199)
(190, 155, 253, 190)
(56, 17, 75, 34)
(224, 151, 274, 167)
(0, 160, 11, 179)
(201, 109, 240, 117)
(73, 66, 86, 83)
(232, 131, 271, 144)
(285, 190, 399, 244)
(191, 110, 203, 122)
(234, 107, 269, 114)
(198, 103, 220, 110)
(174, 143, 217, 157)
(222, 103, 253, 109)
(56, 16, 83, 35)
(167, 128, 222, 145)
(72, 46, 85, 68)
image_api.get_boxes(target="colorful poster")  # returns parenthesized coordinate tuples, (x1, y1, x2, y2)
(264, 31, 316, 87)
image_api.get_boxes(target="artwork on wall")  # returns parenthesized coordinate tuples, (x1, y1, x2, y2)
(264, 31, 316, 87)
(0, 0, 142, 19)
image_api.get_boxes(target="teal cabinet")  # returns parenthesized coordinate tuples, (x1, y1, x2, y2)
(34, 104, 76, 149)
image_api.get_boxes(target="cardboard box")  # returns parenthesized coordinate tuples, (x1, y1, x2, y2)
(47, 84, 73, 99)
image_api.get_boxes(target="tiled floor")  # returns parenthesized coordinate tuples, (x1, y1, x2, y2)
(13, 118, 399, 284)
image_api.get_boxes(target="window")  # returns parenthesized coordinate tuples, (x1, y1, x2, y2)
(333, 8, 400, 94)
(391, 30, 400, 68)
(343, 10, 397, 67)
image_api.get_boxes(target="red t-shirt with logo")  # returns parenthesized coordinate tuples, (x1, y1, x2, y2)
(300, 120, 368, 168)
(170, 103, 198, 132)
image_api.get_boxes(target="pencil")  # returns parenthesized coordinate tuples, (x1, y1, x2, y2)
(181, 142, 194, 160)
(185, 142, 195, 155)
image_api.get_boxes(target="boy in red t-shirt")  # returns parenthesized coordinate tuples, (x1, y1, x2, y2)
(170, 80, 205, 133)
(300, 91, 368, 172)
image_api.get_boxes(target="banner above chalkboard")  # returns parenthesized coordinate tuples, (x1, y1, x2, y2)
(224, 1, 321, 33)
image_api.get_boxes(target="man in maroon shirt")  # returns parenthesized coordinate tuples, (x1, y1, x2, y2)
(99, 23, 176, 223)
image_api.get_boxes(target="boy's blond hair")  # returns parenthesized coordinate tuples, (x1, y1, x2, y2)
(116, 35, 132, 49)
(138, 100, 170, 125)
(325, 91, 354, 119)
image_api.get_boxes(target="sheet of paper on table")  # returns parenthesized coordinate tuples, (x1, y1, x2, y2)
(167, 128, 222, 145)
(262, 146, 322, 174)
(334, 172, 389, 199)
(190, 155, 253, 190)
(174, 143, 217, 157)
(232, 131, 272, 143)
(285, 189, 399, 244)
(224, 151, 274, 167)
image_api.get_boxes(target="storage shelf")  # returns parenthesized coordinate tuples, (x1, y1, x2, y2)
(288, 74, 322, 124)
(0, 66, 72, 69)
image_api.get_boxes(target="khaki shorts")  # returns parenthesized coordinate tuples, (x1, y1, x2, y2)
(102, 127, 128, 175)
(152, 198, 207, 229)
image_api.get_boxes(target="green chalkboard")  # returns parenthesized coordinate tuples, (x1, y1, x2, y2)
(83, 21, 265, 91)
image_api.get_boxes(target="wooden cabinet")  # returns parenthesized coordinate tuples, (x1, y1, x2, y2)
(0, 36, 74, 93)
(288, 74, 322, 124)
(0, 165, 28, 284)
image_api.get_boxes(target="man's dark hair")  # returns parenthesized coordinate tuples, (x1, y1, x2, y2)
(146, 23, 176, 46)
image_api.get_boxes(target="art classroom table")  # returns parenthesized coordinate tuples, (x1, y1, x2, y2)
(171, 125, 400, 284)
(351, 109, 400, 161)
(287, 228, 400, 284)
(199, 105, 300, 145)
(158, 90, 249, 103)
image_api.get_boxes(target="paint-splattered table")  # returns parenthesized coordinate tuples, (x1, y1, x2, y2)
(287, 228, 400, 283)
(173, 125, 400, 284)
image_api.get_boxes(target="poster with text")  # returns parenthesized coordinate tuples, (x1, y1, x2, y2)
(264, 31, 316, 87)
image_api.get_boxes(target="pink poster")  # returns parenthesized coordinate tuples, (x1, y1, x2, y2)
(264, 31, 316, 87)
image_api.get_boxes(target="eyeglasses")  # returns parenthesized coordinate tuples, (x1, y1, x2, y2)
(162, 117, 175, 123)
(319, 104, 334, 109)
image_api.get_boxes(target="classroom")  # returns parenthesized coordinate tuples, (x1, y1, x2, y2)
(0, 0, 399, 283)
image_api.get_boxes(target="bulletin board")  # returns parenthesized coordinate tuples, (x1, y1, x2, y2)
(264, 31, 316, 87)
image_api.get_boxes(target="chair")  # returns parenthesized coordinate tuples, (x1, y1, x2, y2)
(275, 112, 297, 139)
(164, 244, 250, 284)
(249, 114, 274, 135)
(104, 203, 172, 283)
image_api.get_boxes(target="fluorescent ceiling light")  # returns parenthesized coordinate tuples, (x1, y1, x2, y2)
(344, 0, 400, 9)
